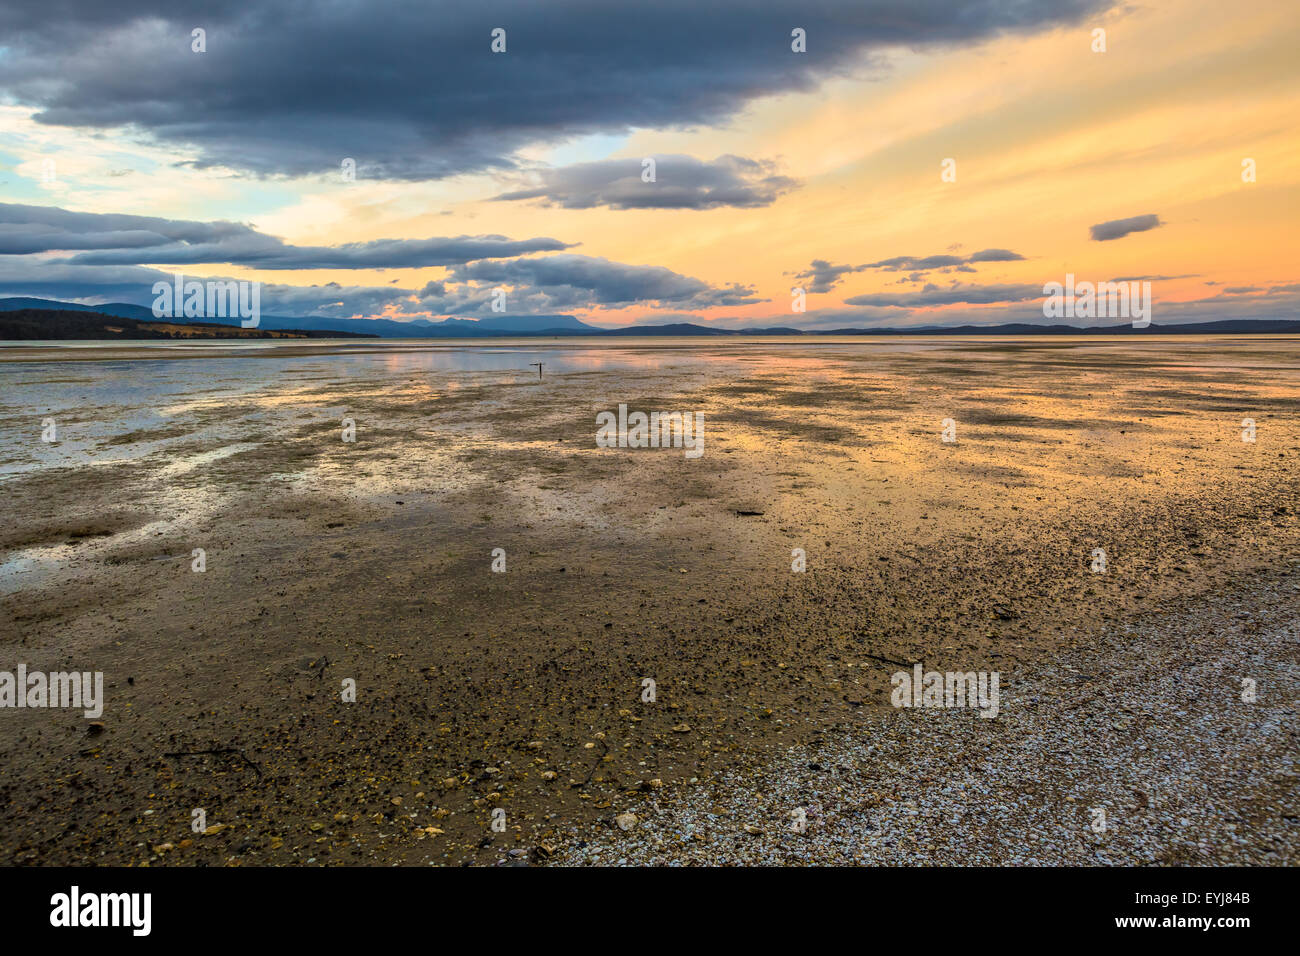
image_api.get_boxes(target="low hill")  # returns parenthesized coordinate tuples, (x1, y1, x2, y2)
(0, 298, 602, 337)
(0, 309, 377, 340)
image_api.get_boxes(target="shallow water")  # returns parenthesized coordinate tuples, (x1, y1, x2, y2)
(3, 336, 1299, 480)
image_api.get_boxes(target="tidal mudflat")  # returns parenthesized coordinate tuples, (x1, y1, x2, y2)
(1, 336, 1297, 865)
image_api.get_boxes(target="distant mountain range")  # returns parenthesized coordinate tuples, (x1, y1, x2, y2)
(1, 297, 1298, 338)
(0, 297, 598, 338)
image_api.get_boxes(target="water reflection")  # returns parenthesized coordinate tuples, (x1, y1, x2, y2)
(4, 336, 1299, 480)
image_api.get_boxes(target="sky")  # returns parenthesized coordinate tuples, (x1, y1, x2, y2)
(0, 0, 1296, 330)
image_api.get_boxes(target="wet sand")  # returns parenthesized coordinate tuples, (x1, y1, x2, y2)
(0, 336, 1297, 865)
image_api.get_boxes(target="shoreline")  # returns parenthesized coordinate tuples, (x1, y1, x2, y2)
(2, 338, 1297, 865)
(5, 332, 1300, 365)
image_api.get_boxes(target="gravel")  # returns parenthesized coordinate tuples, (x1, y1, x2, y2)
(553, 579, 1300, 865)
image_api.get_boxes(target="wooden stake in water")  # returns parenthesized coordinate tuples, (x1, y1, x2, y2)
(530, 362, 544, 379)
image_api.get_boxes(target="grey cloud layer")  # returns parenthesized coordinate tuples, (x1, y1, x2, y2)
(845, 282, 1044, 308)
(795, 249, 1025, 292)
(5, 257, 1297, 328)
(0, 203, 572, 267)
(1090, 214, 1162, 241)
(495, 155, 798, 210)
(0, 205, 758, 316)
(864, 249, 1026, 272)
(793, 260, 872, 294)
(449, 255, 761, 309)
(0, 258, 443, 316)
(0, 254, 757, 318)
(0, 0, 1108, 180)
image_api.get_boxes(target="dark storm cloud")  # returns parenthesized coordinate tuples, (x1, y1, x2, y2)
(495, 155, 798, 210)
(1089, 214, 1162, 241)
(0, 203, 573, 267)
(0, 0, 1109, 180)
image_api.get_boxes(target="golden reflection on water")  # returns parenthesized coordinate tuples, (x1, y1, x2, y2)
(3, 335, 1299, 596)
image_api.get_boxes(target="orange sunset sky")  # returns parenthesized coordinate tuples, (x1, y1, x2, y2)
(1, 0, 1296, 329)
